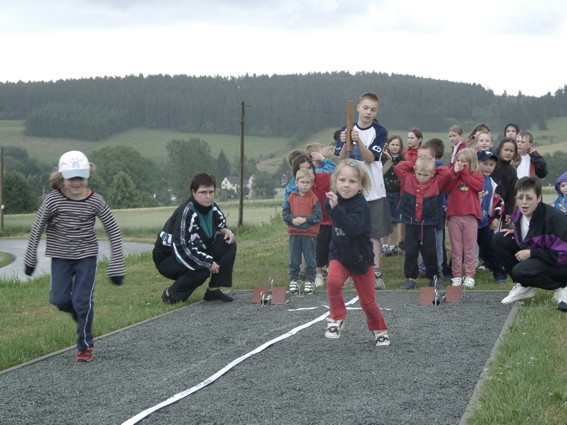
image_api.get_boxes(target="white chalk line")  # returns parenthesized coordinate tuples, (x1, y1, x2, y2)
(121, 296, 360, 425)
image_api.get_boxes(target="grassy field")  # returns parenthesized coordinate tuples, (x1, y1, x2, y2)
(2, 118, 567, 175)
(1, 203, 566, 423)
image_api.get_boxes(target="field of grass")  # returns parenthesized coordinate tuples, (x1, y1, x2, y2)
(1, 204, 566, 423)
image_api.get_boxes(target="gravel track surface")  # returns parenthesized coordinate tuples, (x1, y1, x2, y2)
(0, 289, 515, 425)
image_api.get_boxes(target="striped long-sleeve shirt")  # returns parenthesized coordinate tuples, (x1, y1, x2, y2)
(25, 189, 125, 277)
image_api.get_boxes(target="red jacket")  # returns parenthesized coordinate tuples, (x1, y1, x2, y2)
(394, 161, 452, 224)
(444, 165, 484, 219)
(403, 147, 419, 163)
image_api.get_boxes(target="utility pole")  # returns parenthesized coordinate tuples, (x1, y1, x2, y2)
(239, 102, 245, 227)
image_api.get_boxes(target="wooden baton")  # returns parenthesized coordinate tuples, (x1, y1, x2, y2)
(345, 100, 355, 152)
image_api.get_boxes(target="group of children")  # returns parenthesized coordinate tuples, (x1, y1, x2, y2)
(282, 94, 567, 348)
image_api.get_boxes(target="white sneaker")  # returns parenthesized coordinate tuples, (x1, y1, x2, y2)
(373, 330, 391, 346)
(501, 283, 536, 304)
(314, 274, 325, 288)
(325, 318, 345, 339)
(451, 277, 462, 287)
(553, 286, 567, 304)
(289, 280, 299, 295)
(304, 281, 314, 295)
(463, 276, 475, 289)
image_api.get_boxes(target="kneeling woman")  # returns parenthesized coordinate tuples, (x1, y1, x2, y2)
(153, 173, 237, 304)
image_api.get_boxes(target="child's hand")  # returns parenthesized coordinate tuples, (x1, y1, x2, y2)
(311, 151, 324, 162)
(292, 217, 306, 226)
(351, 129, 359, 144)
(489, 218, 500, 231)
(326, 191, 338, 209)
(340, 131, 346, 142)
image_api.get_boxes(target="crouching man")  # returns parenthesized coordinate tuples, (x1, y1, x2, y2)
(494, 176, 567, 308)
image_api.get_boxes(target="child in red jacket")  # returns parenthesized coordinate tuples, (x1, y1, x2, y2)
(445, 148, 484, 288)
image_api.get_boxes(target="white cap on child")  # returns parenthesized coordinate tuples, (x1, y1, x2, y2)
(58, 151, 90, 179)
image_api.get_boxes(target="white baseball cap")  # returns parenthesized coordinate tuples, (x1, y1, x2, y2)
(58, 151, 90, 179)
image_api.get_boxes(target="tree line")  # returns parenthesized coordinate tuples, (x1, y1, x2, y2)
(1, 72, 567, 142)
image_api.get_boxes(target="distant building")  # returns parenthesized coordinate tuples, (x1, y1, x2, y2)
(221, 176, 240, 192)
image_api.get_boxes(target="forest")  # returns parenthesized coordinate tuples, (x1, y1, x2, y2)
(2, 72, 567, 142)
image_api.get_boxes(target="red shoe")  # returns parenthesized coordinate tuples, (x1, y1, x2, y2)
(76, 345, 94, 362)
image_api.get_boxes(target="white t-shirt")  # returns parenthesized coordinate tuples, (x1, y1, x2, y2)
(350, 124, 386, 201)
(520, 214, 530, 241)
(517, 154, 531, 179)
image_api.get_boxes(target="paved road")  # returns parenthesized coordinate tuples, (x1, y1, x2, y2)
(0, 239, 153, 282)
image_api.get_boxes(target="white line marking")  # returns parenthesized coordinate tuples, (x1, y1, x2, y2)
(121, 296, 360, 424)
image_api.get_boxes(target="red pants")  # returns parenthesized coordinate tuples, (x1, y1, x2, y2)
(326, 259, 388, 331)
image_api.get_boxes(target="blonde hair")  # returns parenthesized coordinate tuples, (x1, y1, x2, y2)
(455, 148, 478, 172)
(468, 130, 493, 149)
(331, 160, 371, 195)
(415, 157, 435, 175)
(49, 162, 96, 189)
(295, 167, 314, 182)
(305, 142, 325, 154)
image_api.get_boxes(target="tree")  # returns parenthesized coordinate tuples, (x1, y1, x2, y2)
(3, 171, 38, 214)
(250, 171, 277, 199)
(217, 149, 231, 181)
(89, 146, 159, 206)
(106, 171, 144, 209)
(166, 139, 216, 201)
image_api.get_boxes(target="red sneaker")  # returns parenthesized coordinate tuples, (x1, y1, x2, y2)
(76, 345, 94, 362)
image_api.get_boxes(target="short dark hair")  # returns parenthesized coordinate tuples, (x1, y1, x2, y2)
(515, 176, 542, 198)
(190, 173, 216, 192)
(423, 138, 445, 159)
(292, 154, 314, 177)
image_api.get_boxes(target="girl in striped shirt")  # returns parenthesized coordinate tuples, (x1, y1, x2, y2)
(25, 151, 125, 362)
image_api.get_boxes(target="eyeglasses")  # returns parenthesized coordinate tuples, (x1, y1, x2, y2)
(196, 190, 215, 196)
(515, 194, 535, 202)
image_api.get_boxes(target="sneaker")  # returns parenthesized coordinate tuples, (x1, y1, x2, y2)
(373, 330, 391, 346)
(429, 276, 443, 289)
(501, 283, 536, 304)
(553, 286, 567, 304)
(494, 275, 507, 284)
(314, 274, 325, 288)
(304, 281, 314, 295)
(204, 289, 234, 302)
(161, 287, 181, 304)
(391, 245, 403, 255)
(375, 273, 386, 290)
(76, 345, 94, 362)
(463, 276, 475, 289)
(325, 318, 345, 339)
(289, 280, 299, 295)
(382, 244, 392, 257)
(451, 277, 462, 287)
(400, 278, 416, 290)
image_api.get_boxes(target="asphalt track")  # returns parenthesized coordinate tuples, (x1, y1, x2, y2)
(0, 287, 516, 425)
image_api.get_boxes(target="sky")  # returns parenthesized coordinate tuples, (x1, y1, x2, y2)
(1, 0, 566, 97)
